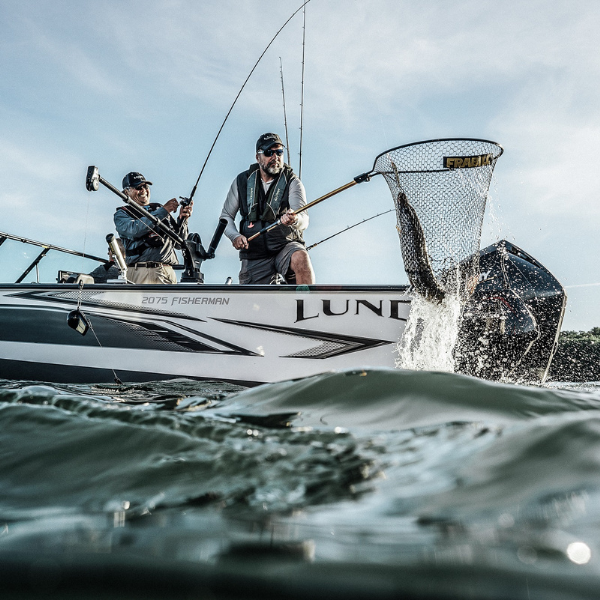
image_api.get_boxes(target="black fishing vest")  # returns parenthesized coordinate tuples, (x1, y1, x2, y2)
(236, 163, 304, 259)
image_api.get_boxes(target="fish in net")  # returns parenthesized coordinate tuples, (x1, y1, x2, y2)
(374, 138, 503, 302)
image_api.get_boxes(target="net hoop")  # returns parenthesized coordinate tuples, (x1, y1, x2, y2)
(374, 138, 503, 301)
(371, 137, 504, 174)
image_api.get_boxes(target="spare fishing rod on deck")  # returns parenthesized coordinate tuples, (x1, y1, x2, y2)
(85, 166, 228, 283)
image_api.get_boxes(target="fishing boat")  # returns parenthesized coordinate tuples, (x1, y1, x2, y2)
(0, 238, 565, 386)
(0, 139, 567, 386)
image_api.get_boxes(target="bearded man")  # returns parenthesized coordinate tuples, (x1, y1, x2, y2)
(220, 133, 315, 284)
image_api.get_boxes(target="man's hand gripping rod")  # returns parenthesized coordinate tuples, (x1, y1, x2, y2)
(246, 171, 375, 242)
(86, 166, 186, 246)
(86, 166, 227, 282)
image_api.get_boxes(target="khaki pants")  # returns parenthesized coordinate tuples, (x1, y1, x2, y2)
(128, 264, 177, 284)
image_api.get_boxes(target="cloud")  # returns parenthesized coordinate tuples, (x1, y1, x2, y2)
(0, 139, 74, 188)
(491, 79, 600, 219)
(0, 8, 120, 95)
(281, 0, 600, 128)
(0, 0, 598, 329)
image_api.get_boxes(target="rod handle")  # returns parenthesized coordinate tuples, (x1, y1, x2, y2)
(247, 219, 281, 243)
(207, 218, 228, 258)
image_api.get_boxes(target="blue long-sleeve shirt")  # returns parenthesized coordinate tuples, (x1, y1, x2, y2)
(114, 204, 188, 266)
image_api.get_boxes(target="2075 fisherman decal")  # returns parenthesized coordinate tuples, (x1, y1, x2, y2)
(443, 153, 494, 169)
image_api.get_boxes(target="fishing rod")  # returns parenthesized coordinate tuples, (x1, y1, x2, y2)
(298, 3, 307, 179)
(85, 166, 228, 283)
(183, 0, 312, 205)
(306, 209, 394, 251)
(280, 57, 291, 167)
(86, 167, 228, 263)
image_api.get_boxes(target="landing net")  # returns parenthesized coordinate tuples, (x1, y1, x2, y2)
(374, 138, 503, 299)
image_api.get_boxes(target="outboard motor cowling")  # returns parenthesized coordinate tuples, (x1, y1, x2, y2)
(456, 241, 566, 383)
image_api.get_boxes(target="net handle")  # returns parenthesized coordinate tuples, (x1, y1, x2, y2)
(246, 174, 379, 242)
(247, 138, 503, 243)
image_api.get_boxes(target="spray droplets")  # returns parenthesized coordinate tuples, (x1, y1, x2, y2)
(396, 294, 462, 372)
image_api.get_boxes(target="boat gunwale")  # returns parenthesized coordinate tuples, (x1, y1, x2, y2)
(0, 283, 412, 294)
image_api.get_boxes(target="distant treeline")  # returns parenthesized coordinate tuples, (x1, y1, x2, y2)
(549, 327, 600, 382)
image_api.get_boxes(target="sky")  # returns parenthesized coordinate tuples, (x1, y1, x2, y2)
(0, 0, 599, 331)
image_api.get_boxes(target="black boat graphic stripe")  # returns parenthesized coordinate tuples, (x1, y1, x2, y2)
(212, 318, 392, 359)
(0, 306, 258, 356)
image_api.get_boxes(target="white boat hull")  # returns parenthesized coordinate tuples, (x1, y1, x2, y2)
(0, 284, 412, 385)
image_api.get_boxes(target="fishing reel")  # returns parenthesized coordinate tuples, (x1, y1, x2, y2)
(179, 196, 193, 208)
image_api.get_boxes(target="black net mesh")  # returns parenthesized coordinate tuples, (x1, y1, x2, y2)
(374, 138, 503, 300)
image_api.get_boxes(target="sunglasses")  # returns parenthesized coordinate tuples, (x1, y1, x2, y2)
(135, 184, 150, 191)
(259, 148, 284, 157)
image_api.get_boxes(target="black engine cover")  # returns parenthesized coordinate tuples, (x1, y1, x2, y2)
(455, 241, 566, 383)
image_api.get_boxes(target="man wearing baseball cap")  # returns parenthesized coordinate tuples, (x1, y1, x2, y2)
(114, 171, 193, 284)
(220, 133, 315, 284)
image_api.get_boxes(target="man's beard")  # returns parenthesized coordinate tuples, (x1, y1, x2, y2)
(263, 161, 283, 177)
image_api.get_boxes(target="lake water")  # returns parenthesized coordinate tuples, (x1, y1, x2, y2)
(2, 370, 600, 598)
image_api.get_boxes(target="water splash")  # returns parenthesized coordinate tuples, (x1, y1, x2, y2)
(396, 293, 463, 372)
(396, 165, 496, 372)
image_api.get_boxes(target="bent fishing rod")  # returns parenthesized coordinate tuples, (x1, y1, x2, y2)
(183, 0, 312, 206)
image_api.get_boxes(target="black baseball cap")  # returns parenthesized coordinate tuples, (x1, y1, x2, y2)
(256, 133, 284, 153)
(122, 172, 153, 189)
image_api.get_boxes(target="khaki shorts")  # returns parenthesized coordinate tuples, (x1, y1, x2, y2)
(128, 264, 177, 284)
(239, 242, 309, 284)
